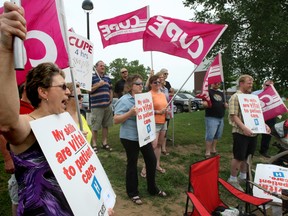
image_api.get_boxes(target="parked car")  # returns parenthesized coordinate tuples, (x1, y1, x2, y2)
(82, 93, 90, 111)
(177, 93, 203, 111)
(173, 95, 190, 113)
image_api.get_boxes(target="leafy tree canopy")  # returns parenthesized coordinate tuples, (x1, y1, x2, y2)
(107, 58, 151, 88)
(183, 0, 288, 96)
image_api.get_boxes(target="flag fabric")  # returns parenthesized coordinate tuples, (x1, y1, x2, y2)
(143, 15, 227, 65)
(0, 0, 69, 85)
(97, 6, 149, 48)
(258, 85, 288, 121)
(196, 53, 224, 107)
(207, 53, 224, 85)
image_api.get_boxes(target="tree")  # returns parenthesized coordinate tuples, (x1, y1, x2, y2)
(183, 0, 288, 96)
(107, 58, 151, 88)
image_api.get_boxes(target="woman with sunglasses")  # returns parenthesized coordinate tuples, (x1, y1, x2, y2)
(114, 75, 167, 205)
(141, 75, 168, 177)
(66, 83, 93, 148)
(0, 4, 74, 215)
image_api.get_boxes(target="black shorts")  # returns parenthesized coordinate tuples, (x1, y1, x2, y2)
(232, 133, 257, 161)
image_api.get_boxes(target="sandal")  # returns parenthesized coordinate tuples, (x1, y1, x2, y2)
(156, 167, 166, 174)
(92, 146, 98, 154)
(102, 144, 112, 151)
(131, 196, 143, 205)
(140, 169, 146, 178)
(157, 190, 167, 197)
(161, 151, 170, 156)
(205, 154, 211, 159)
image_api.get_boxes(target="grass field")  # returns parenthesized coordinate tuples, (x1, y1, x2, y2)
(0, 104, 287, 215)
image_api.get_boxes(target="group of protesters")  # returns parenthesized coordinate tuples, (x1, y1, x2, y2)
(0, 2, 170, 214)
(0, 2, 280, 215)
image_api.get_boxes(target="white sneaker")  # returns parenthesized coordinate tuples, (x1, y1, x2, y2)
(227, 178, 244, 192)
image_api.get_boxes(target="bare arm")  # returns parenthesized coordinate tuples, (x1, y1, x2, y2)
(90, 80, 105, 92)
(0, 3, 31, 145)
(0, 2, 26, 131)
(0, 135, 14, 173)
(114, 106, 137, 124)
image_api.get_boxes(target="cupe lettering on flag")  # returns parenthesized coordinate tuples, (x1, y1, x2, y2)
(207, 53, 224, 85)
(258, 85, 288, 121)
(143, 16, 227, 65)
(0, 0, 69, 85)
(196, 53, 224, 107)
(97, 6, 149, 48)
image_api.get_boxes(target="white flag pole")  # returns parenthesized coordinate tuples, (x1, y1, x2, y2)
(57, 0, 83, 131)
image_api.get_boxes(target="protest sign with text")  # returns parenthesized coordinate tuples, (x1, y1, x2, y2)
(135, 92, 156, 147)
(253, 163, 288, 203)
(30, 113, 116, 216)
(65, 31, 94, 91)
(238, 94, 266, 134)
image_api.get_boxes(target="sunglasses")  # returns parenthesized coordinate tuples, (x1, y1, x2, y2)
(69, 94, 83, 100)
(121, 70, 128, 73)
(265, 84, 270, 87)
(50, 83, 67, 90)
(164, 73, 168, 75)
(133, 82, 143, 86)
(153, 81, 160, 85)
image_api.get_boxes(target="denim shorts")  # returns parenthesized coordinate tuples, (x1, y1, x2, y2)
(156, 122, 167, 133)
(205, 117, 224, 141)
(8, 174, 18, 204)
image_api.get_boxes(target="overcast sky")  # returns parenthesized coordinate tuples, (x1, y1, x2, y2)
(2, 0, 198, 91)
(63, 0, 198, 91)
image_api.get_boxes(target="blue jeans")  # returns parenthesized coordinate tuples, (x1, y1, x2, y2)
(205, 117, 224, 141)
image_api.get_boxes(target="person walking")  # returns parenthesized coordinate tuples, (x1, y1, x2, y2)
(114, 74, 167, 205)
(203, 82, 228, 158)
(90, 60, 113, 152)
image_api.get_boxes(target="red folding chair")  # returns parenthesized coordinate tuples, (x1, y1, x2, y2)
(184, 155, 272, 216)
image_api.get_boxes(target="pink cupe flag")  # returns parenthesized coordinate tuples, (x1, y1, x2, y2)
(97, 6, 149, 48)
(143, 16, 227, 65)
(258, 85, 288, 121)
(196, 53, 224, 107)
(1, 0, 69, 85)
(207, 53, 224, 85)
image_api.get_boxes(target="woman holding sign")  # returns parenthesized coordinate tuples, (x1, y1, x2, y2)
(114, 74, 167, 205)
(0, 3, 74, 215)
(142, 75, 168, 176)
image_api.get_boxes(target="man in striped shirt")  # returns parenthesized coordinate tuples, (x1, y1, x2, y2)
(90, 60, 113, 152)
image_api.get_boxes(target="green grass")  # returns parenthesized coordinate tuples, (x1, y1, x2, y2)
(0, 101, 287, 215)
